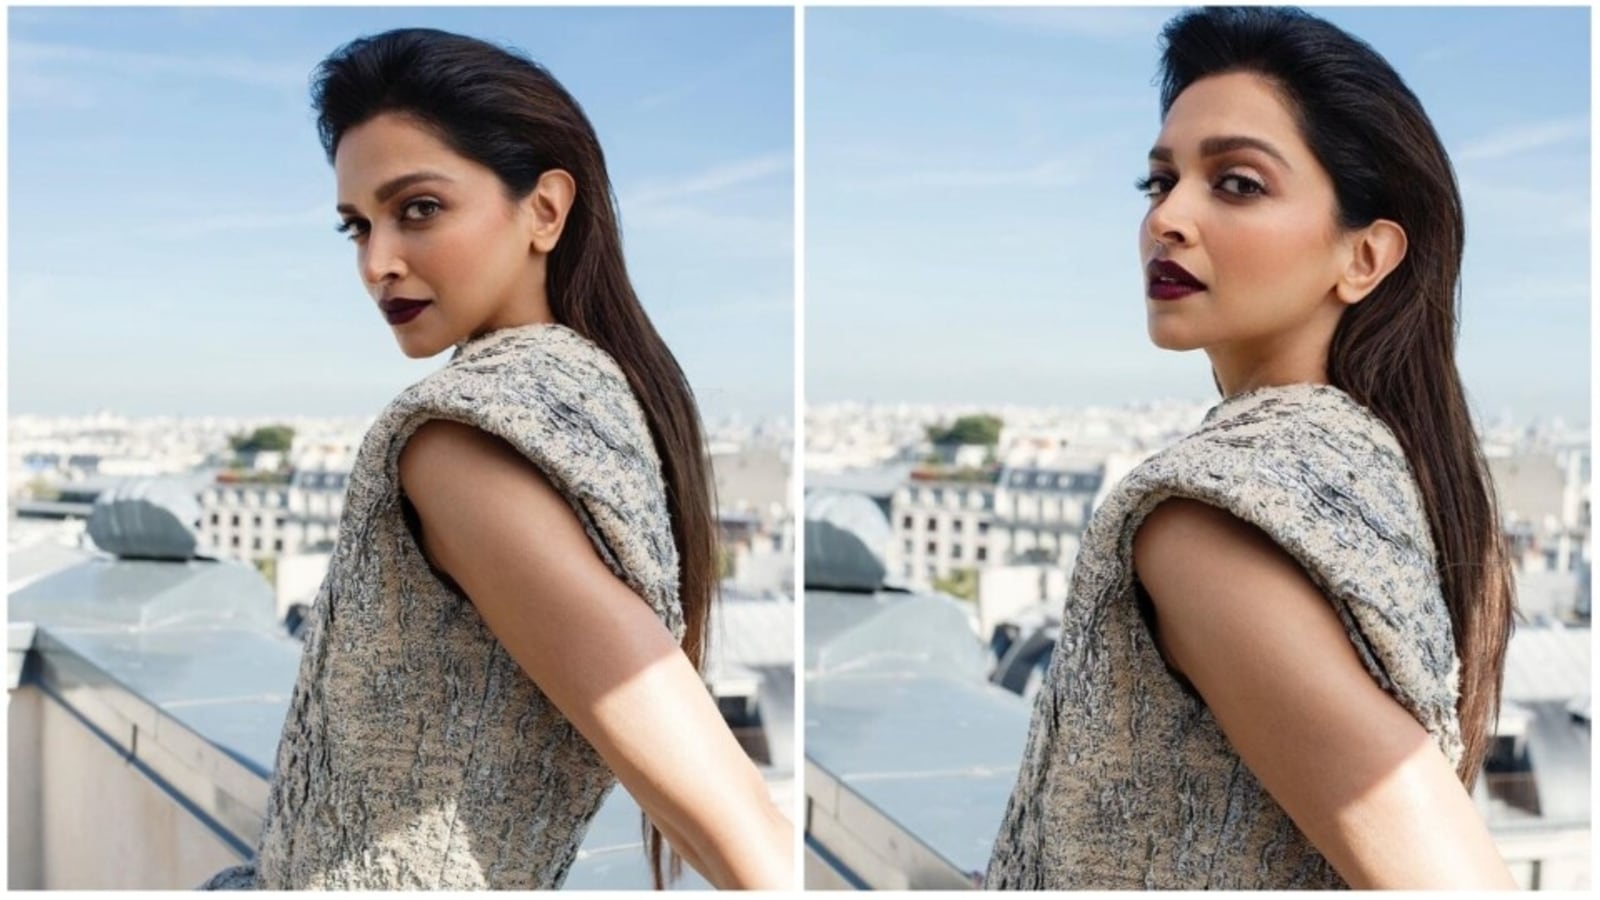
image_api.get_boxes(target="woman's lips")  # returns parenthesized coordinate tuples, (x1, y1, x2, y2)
(379, 298, 432, 325)
(1148, 281, 1202, 301)
(1146, 259, 1206, 301)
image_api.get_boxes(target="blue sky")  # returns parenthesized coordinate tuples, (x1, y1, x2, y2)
(9, 6, 793, 421)
(806, 6, 1590, 425)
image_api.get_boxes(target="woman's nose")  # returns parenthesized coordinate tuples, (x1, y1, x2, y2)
(360, 226, 407, 286)
(1144, 187, 1196, 248)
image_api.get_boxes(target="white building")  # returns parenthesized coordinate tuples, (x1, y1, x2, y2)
(197, 467, 349, 562)
(1492, 447, 1591, 575)
(888, 476, 997, 587)
(989, 462, 1103, 567)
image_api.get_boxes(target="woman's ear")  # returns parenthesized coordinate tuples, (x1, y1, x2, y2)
(1335, 218, 1407, 304)
(524, 169, 577, 254)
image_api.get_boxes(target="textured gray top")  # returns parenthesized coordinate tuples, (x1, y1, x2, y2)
(198, 323, 683, 889)
(985, 383, 1462, 890)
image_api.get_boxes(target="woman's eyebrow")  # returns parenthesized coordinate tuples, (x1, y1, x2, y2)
(336, 170, 455, 215)
(1148, 135, 1292, 170)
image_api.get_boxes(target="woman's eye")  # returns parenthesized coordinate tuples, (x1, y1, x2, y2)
(402, 199, 441, 221)
(1135, 174, 1174, 198)
(335, 219, 367, 242)
(1216, 174, 1267, 197)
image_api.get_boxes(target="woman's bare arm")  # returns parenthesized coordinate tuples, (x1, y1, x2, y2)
(399, 419, 794, 889)
(1132, 497, 1516, 890)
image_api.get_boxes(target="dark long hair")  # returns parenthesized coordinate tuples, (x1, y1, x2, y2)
(1157, 7, 1514, 788)
(311, 28, 717, 884)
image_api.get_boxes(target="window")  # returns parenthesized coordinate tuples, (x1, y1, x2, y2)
(253, 536, 262, 550)
(976, 547, 988, 562)
(978, 521, 990, 536)
(952, 545, 963, 560)
(210, 513, 220, 526)
(905, 539, 914, 554)
(231, 514, 240, 527)
(276, 517, 287, 528)
(926, 516, 937, 531)
(274, 539, 284, 552)
(903, 515, 914, 529)
(927, 541, 937, 554)
(231, 535, 240, 547)
(253, 515, 262, 528)
(953, 519, 964, 533)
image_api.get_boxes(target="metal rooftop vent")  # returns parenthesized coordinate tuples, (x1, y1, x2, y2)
(803, 489, 889, 592)
(85, 478, 202, 560)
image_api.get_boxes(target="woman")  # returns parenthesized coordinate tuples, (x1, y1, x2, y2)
(198, 28, 792, 890)
(986, 7, 1517, 890)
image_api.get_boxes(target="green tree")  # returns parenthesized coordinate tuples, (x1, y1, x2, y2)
(931, 567, 980, 603)
(926, 414, 1003, 447)
(253, 556, 277, 587)
(24, 476, 60, 501)
(230, 425, 296, 455)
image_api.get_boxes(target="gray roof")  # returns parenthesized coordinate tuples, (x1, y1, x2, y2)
(1502, 625, 1590, 704)
(804, 463, 916, 501)
(7, 542, 98, 589)
(803, 490, 890, 592)
(805, 588, 1029, 884)
(10, 552, 787, 888)
(999, 465, 1104, 493)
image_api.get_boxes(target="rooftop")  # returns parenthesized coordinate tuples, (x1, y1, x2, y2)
(9, 536, 792, 889)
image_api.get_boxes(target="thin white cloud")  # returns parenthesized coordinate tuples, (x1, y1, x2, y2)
(1457, 116, 1589, 162)
(944, 6, 1176, 42)
(846, 156, 1086, 192)
(633, 46, 775, 112)
(144, 203, 332, 241)
(657, 293, 793, 320)
(624, 204, 792, 258)
(10, 39, 308, 94)
(1466, 279, 1589, 307)
(624, 152, 792, 208)
(9, 7, 108, 28)
(615, 153, 793, 257)
(1459, 178, 1589, 237)
(1416, 40, 1478, 66)
(10, 71, 98, 110)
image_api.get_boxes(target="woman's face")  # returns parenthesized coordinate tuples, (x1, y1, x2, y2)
(1137, 71, 1350, 361)
(334, 112, 549, 358)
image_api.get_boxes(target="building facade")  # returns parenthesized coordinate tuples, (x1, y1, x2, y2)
(197, 468, 349, 562)
(888, 476, 997, 586)
(988, 462, 1103, 568)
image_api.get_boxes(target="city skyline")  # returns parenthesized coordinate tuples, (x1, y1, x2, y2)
(9, 6, 794, 420)
(807, 6, 1591, 424)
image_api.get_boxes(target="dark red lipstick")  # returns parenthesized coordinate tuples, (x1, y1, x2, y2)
(379, 297, 432, 325)
(1147, 259, 1206, 301)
